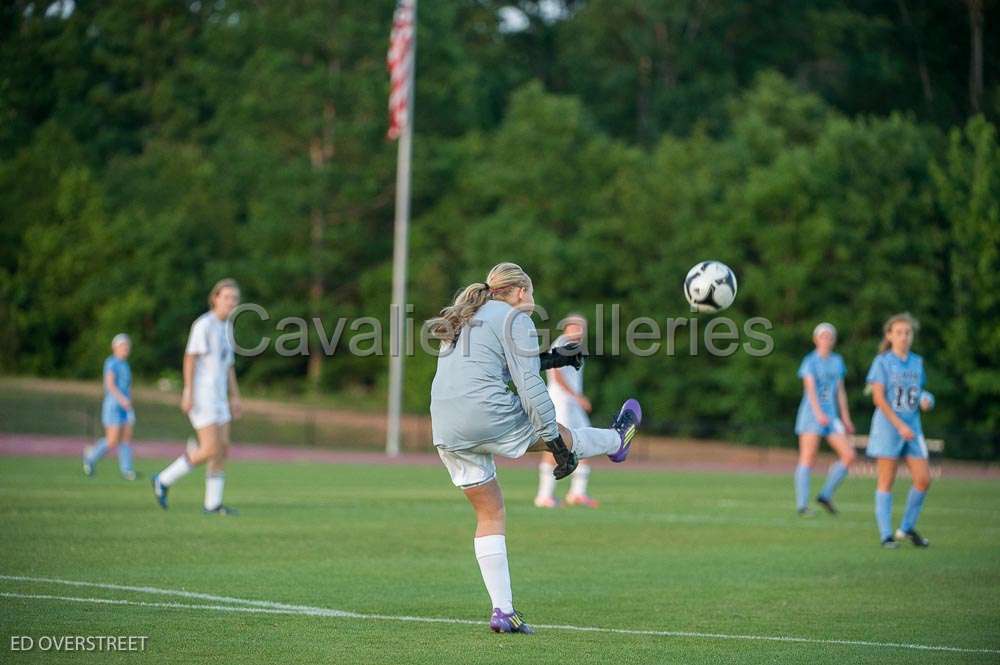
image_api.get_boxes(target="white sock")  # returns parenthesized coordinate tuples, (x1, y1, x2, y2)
(536, 462, 556, 500)
(158, 454, 193, 487)
(569, 462, 591, 496)
(204, 472, 225, 510)
(474, 535, 513, 613)
(570, 427, 619, 458)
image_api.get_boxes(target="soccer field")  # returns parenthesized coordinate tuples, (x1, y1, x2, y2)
(1, 456, 998, 664)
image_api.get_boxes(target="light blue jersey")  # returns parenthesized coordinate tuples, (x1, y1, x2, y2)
(101, 355, 134, 427)
(794, 351, 845, 436)
(104, 356, 132, 398)
(865, 350, 927, 459)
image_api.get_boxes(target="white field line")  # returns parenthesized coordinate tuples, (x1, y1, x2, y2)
(0, 574, 354, 614)
(0, 592, 480, 625)
(2, 575, 998, 655)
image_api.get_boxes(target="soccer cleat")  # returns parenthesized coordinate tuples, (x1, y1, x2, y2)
(82, 447, 95, 477)
(895, 528, 929, 548)
(489, 608, 534, 634)
(152, 475, 168, 510)
(203, 505, 239, 516)
(881, 536, 900, 549)
(121, 470, 137, 481)
(608, 398, 642, 463)
(533, 496, 559, 509)
(797, 507, 815, 518)
(565, 493, 599, 508)
(816, 495, 838, 515)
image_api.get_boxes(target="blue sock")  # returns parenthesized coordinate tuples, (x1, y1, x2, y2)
(899, 487, 927, 533)
(794, 465, 811, 510)
(875, 491, 893, 540)
(86, 439, 109, 465)
(118, 442, 134, 475)
(818, 461, 849, 501)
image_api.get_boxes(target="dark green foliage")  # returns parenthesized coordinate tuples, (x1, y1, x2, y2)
(1, 1, 997, 456)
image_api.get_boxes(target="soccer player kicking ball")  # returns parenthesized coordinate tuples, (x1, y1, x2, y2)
(428, 262, 641, 634)
(152, 279, 242, 515)
(535, 314, 599, 509)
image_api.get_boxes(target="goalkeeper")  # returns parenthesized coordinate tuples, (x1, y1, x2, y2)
(427, 262, 642, 635)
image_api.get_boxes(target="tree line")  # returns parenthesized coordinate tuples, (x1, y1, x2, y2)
(1, 1, 997, 457)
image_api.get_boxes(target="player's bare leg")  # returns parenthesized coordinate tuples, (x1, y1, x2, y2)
(565, 461, 598, 508)
(202, 422, 235, 515)
(464, 480, 532, 634)
(83, 424, 122, 477)
(153, 424, 222, 511)
(534, 451, 559, 508)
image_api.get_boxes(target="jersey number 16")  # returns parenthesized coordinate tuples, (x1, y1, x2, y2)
(892, 385, 920, 411)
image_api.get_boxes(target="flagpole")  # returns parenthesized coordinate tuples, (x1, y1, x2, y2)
(386, 0, 416, 458)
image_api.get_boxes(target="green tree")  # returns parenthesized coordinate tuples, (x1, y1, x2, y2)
(932, 116, 1000, 456)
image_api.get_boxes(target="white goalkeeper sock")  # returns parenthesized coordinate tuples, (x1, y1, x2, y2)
(474, 535, 513, 613)
(568, 462, 591, 496)
(569, 427, 619, 458)
(158, 454, 193, 487)
(204, 472, 225, 510)
(536, 462, 556, 500)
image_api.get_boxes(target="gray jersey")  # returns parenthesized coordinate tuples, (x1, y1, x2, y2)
(431, 299, 558, 450)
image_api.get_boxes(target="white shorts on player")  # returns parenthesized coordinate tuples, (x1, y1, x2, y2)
(436, 420, 537, 488)
(427, 263, 637, 632)
(152, 279, 242, 515)
(187, 402, 231, 430)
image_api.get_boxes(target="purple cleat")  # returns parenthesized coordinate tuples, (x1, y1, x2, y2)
(608, 398, 642, 463)
(489, 608, 534, 634)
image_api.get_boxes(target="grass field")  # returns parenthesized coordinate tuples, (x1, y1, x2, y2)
(1, 456, 998, 664)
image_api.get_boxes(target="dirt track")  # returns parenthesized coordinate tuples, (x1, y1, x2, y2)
(4, 377, 997, 478)
(2, 433, 997, 479)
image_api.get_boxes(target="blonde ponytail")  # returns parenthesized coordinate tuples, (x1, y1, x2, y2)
(427, 262, 532, 341)
(878, 312, 919, 353)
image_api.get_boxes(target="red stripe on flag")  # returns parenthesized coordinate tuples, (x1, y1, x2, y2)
(387, 0, 414, 140)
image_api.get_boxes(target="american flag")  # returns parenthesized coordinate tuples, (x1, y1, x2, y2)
(386, 0, 415, 140)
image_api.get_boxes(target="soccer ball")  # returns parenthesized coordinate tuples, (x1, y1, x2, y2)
(684, 261, 738, 313)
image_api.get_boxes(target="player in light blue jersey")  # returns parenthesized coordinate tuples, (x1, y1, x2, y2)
(83, 333, 137, 480)
(866, 312, 934, 549)
(793, 323, 855, 516)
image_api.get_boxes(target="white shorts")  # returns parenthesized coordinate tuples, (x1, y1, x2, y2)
(436, 422, 537, 488)
(188, 401, 231, 430)
(553, 398, 590, 430)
